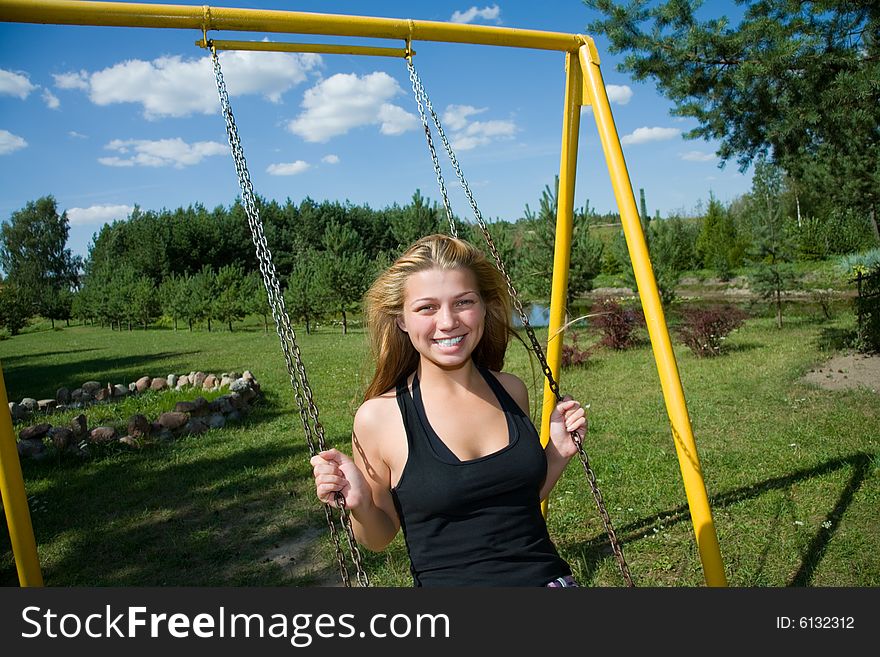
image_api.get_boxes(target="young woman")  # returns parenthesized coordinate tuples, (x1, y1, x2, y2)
(311, 234, 586, 587)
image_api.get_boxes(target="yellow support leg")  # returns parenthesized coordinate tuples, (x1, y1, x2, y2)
(0, 362, 43, 586)
(578, 40, 727, 586)
(540, 51, 582, 516)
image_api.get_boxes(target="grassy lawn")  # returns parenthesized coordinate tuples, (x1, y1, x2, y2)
(1, 305, 878, 587)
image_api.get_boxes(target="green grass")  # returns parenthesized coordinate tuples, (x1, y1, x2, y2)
(1, 308, 878, 587)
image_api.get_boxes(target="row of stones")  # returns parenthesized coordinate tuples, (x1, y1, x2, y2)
(8, 370, 258, 424)
(15, 375, 262, 461)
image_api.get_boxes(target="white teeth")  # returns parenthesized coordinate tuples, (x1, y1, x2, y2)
(434, 336, 464, 347)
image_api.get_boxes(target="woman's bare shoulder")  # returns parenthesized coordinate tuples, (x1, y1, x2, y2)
(353, 389, 401, 439)
(489, 370, 530, 414)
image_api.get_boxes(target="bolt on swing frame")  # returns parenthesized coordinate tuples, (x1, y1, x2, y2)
(0, 0, 727, 587)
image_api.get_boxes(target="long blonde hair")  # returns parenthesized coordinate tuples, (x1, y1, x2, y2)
(362, 234, 513, 400)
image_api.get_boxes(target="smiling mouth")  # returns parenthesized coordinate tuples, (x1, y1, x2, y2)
(433, 335, 465, 347)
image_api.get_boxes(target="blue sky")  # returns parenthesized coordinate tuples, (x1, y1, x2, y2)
(0, 1, 754, 258)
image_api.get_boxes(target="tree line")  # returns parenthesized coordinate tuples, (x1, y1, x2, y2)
(1, 155, 877, 337)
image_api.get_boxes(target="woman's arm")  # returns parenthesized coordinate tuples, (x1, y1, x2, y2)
(310, 399, 401, 552)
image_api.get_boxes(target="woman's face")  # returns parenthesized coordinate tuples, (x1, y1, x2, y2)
(396, 267, 486, 371)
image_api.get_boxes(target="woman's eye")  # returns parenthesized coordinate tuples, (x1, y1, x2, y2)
(457, 299, 474, 306)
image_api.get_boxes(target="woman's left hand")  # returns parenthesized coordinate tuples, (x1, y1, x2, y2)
(548, 395, 587, 460)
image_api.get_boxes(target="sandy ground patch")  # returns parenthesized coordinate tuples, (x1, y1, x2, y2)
(802, 352, 880, 393)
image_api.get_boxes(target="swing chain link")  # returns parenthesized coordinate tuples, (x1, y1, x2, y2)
(406, 55, 458, 238)
(408, 56, 634, 587)
(210, 45, 370, 588)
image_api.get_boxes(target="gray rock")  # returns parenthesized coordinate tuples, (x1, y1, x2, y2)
(127, 414, 151, 438)
(81, 381, 102, 394)
(19, 423, 51, 441)
(119, 436, 140, 448)
(181, 418, 209, 436)
(71, 388, 85, 402)
(189, 397, 210, 417)
(206, 413, 226, 429)
(50, 427, 74, 451)
(174, 400, 198, 413)
(219, 375, 234, 389)
(89, 426, 118, 444)
(56, 387, 71, 404)
(167, 374, 178, 389)
(158, 411, 189, 430)
(93, 387, 111, 402)
(242, 370, 255, 382)
(176, 375, 190, 389)
(129, 382, 137, 392)
(135, 376, 152, 393)
(192, 372, 207, 388)
(229, 378, 250, 393)
(17, 438, 47, 459)
(37, 399, 57, 412)
(154, 428, 175, 442)
(225, 409, 243, 424)
(209, 397, 234, 415)
(9, 402, 28, 423)
(112, 384, 129, 397)
(20, 398, 38, 412)
(202, 374, 217, 390)
(69, 414, 88, 440)
(150, 377, 168, 391)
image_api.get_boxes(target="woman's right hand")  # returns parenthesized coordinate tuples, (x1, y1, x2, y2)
(310, 448, 369, 511)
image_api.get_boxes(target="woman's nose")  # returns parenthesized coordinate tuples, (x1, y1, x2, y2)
(437, 305, 458, 329)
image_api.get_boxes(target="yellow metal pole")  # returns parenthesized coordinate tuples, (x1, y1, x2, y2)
(195, 39, 411, 58)
(540, 51, 582, 516)
(0, 0, 583, 52)
(578, 40, 727, 586)
(0, 362, 44, 586)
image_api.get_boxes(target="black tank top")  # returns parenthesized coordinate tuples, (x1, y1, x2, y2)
(390, 365, 571, 586)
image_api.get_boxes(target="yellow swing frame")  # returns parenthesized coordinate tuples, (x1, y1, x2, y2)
(0, 0, 727, 587)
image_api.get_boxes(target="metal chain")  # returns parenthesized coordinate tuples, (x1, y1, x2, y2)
(407, 57, 634, 586)
(210, 45, 370, 588)
(406, 54, 458, 238)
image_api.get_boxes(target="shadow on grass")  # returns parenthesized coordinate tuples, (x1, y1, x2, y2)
(562, 452, 873, 586)
(2, 351, 203, 401)
(0, 400, 346, 587)
(816, 327, 858, 352)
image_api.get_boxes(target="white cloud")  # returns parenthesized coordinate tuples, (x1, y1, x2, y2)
(681, 150, 716, 162)
(439, 104, 516, 151)
(42, 89, 60, 109)
(98, 138, 227, 168)
(0, 68, 36, 99)
(68, 131, 88, 139)
(0, 129, 27, 155)
(621, 126, 681, 145)
(66, 204, 134, 226)
(442, 104, 487, 131)
(451, 5, 501, 24)
(321, 154, 340, 164)
(606, 84, 633, 105)
(288, 72, 417, 142)
(53, 71, 90, 90)
(57, 51, 320, 120)
(267, 160, 310, 176)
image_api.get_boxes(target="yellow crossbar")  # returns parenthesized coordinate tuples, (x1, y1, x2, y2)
(195, 39, 411, 58)
(0, 0, 585, 51)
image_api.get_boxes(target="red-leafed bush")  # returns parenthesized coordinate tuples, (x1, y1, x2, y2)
(561, 331, 592, 368)
(675, 305, 749, 357)
(590, 298, 645, 350)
